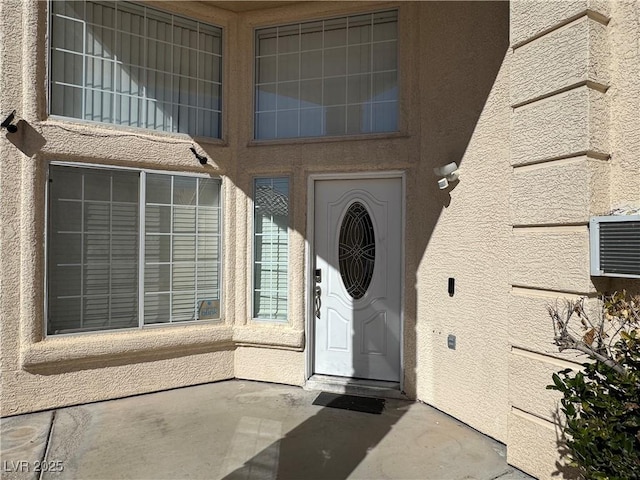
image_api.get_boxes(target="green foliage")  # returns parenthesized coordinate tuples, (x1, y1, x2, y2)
(548, 292, 640, 480)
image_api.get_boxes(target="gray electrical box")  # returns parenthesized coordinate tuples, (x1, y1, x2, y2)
(447, 334, 456, 350)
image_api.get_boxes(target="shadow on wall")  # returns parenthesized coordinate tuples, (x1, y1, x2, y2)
(405, 1, 511, 397)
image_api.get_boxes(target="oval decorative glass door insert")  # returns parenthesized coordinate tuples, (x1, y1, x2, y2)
(338, 202, 376, 299)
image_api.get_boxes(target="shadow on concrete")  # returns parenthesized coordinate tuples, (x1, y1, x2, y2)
(221, 395, 406, 480)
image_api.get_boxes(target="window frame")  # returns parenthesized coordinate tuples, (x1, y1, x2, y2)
(251, 175, 291, 323)
(252, 9, 399, 141)
(47, 0, 224, 139)
(44, 161, 224, 337)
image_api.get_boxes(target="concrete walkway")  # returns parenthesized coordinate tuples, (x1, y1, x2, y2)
(1, 380, 534, 480)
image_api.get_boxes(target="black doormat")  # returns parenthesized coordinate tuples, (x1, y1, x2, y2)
(312, 392, 386, 415)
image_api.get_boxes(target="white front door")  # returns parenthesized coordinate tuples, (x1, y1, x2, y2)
(313, 178, 402, 382)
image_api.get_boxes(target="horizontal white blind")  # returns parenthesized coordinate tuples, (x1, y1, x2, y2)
(253, 178, 289, 321)
(48, 165, 139, 334)
(144, 174, 222, 324)
(50, 1, 222, 137)
(255, 10, 398, 139)
(47, 165, 222, 334)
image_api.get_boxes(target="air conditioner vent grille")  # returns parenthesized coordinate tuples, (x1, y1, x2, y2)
(591, 216, 640, 278)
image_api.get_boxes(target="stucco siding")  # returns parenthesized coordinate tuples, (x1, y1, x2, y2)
(235, 347, 305, 386)
(608, 0, 640, 208)
(508, 0, 617, 476)
(509, 350, 576, 423)
(511, 16, 609, 106)
(511, 156, 610, 226)
(2, 1, 639, 479)
(511, 86, 609, 166)
(508, 409, 565, 480)
(511, 227, 592, 293)
(415, 1, 510, 443)
(508, 289, 601, 359)
(3, 350, 235, 416)
(510, 0, 610, 47)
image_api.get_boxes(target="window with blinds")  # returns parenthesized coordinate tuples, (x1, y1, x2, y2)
(253, 178, 289, 321)
(47, 165, 222, 335)
(50, 1, 222, 137)
(254, 10, 398, 140)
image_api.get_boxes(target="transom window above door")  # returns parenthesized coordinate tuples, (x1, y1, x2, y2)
(254, 10, 398, 140)
(50, 1, 223, 138)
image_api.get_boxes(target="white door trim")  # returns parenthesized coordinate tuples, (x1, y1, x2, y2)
(305, 171, 406, 391)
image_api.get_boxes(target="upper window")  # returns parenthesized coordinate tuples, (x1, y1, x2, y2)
(47, 165, 222, 335)
(50, 1, 222, 137)
(254, 10, 398, 140)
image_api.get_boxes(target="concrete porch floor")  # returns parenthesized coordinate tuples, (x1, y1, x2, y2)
(1, 380, 534, 480)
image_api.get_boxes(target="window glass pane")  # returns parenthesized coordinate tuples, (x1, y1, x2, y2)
(47, 166, 139, 335)
(254, 10, 397, 139)
(144, 174, 221, 324)
(198, 178, 220, 207)
(256, 27, 277, 56)
(323, 47, 347, 77)
(146, 173, 171, 204)
(300, 80, 322, 107)
(278, 25, 300, 53)
(348, 44, 371, 74)
(324, 18, 347, 47)
(300, 108, 323, 137)
(348, 15, 372, 44)
(50, 1, 222, 137)
(276, 110, 298, 138)
(347, 74, 371, 103)
(256, 112, 276, 139)
(144, 294, 170, 324)
(301, 22, 322, 51)
(300, 50, 322, 80)
(277, 82, 299, 110)
(325, 105, 346, 135)
(253, 178, 289, 321)
(373, 11, 398, 41)
(52, 51, 83, 86)
(372, 41, 398, 71)
(173, 177, 197, 205)
(277, 54, 299, 82)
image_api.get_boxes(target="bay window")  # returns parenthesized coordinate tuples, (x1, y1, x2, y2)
(47, 164, 222, 335)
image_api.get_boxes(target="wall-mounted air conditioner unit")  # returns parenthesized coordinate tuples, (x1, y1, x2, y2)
(590, 215, 640, 278)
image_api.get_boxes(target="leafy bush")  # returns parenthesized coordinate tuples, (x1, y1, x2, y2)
(547, 291, 640, 480)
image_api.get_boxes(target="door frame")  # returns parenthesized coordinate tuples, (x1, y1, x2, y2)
(305, 171, 406, 390)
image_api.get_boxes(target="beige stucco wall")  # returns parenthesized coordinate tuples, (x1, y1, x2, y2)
(0, 1, 421, 416)
(7, 1, 639, 479)
(413, 1, 511, 443)
(1, 0, 514, 435)
(509, 1, 640, 478)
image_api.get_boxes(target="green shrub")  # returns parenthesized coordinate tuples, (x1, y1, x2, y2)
(548, 292, 640, 480)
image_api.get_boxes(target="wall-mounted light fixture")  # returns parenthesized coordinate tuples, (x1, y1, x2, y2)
(434, 162, 460, 190)
(1, 110, 18, 133)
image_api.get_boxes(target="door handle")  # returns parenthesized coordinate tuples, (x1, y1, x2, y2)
(314, 285, 322, 319)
